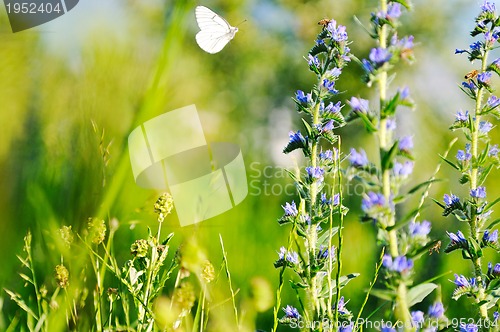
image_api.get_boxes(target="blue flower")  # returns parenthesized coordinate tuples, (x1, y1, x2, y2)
(428, 302, 444, 318)
(369, 47, 392, 65)
(447, 230, 467, 245)
(319, 149, 333, 161)
(443, 193, 460, 206)
(411, 310, 424, 324)
(386, 119, 397, 130)
(454, 274, 476, 288)
(383, 254, 413, 273)
(282, 305, 300, 319)
(488, 262, 500, 276)
(326, 20, 348, 42)
(282, 201, 298, 217)
(399, 86, 411, 100)
(455, 49, 467, 54)
(322, 79, 338, 94)
(322, 101, 342, 114)
(455, 110, 469, 122)
(488, 95, 500, 108)
(393, 161, 414, 176)
(494, 311, 499, 321)
(317, 245, 334, 259)
(489, 144, 499, 157)
(478, 71, 492, 85)
(337, 296, 349, 315)
(387, 3, 402, 19)
(332, 193, 340, 206)
(320, 193, 331, 205)
(459, 323, 478, 332)
(462, 81, 477, 91)
(492, 58, 500, 68)
(479, 121, 493, 133)
(482, 1, 496, 12)
(362, 59, 375, 73)
(349, 97, 369, 113)
(470, 41, 482, 51)
(296, 90, 312, 104)
(362, 192, 385, 212)
(326, 67, 342, 78)
(456, 148, 472, 161)
(288, 130, 306, 145)
(470, 186, 486, 199)
(349, 148, 369, 167)
(306, 166, 324, 182)
(399, 136, 413, 152)
(321, 120, 335, 132)
(278, 247, 299, 265)
(483, 229, 498, 243)
(308, 54, 320, 68)
(408, 220, 431, 237)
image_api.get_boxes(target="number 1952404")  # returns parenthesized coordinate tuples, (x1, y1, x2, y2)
(5, 2, 62, 14)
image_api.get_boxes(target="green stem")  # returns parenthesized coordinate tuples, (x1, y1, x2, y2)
(306, 102, 322, 323)
(377, 0, 412, 328)
(470, 52, 489, 319)
(333, 139, 343, 326)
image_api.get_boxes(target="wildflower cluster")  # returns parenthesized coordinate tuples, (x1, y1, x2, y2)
(274, 19, 357, 330)
(346, 0, 440, 327)
(439, 0, 500, 321)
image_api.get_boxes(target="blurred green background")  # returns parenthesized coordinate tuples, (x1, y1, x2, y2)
(1, 0, 500, 329)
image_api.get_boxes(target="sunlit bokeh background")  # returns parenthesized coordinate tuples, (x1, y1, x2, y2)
(1, 0, 500, 329)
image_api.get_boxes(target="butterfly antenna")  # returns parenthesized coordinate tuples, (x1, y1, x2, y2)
(236, 19, 247, 27)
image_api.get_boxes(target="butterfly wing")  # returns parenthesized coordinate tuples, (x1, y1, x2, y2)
(195, 6, 236, 54)
(195, 30, 233, 54)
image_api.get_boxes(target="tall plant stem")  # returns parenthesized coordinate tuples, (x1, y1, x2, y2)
(471, 52, 489, 319)
(377, 0, 411, 327)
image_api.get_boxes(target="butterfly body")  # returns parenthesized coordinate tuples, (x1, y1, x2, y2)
(195, 6, 238, 54)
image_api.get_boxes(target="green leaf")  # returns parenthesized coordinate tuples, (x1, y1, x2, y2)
(452, 286, 471, 300)
(317, 227, 339, 247)
(407, 179, 442, 195)
(459, 174, 470, 185)
(290, 281, 308, 289)
(468, 237, 483, 258)
(320, 273, 359, 297)
(369, 288, 395, 302)
(407, 283, 437, 307)
(381, 93, 400, 118)
(357, 111, 378, 132)
(485, 197, 500, 211)
(301, 118, 313, 138)
(478, 164, 493, 186)
(381, 141, 399, 171)
(309, 43, 328, 57)
(486, 218, 500, 229)
(440, 155, 460, 170)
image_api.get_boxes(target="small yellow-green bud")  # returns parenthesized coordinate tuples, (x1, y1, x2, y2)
(55, 264, 69, 289)
(87, 218, 106, 245)
(154, 193, 174, 222)
(59, 226, 74, 247)
(130, 239, 149, 257)
(201, 260, 215, 283)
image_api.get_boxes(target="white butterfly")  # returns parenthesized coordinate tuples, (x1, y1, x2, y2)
(195, 6, 238, 54)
